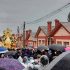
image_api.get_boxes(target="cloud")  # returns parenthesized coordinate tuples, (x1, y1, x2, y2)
(0, 0, 69, 35)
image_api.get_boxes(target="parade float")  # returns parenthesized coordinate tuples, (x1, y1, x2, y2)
(2, 28, 16, 49)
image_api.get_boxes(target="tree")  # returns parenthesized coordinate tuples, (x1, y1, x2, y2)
(68, 12, 70, 22)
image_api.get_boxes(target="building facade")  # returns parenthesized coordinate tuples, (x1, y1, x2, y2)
(25, 19, 70, 48)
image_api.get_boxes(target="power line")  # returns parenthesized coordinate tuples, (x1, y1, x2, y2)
(21, 3, 70, 47)
(20, 3, 70, 29)
(26, 3, 70, 24)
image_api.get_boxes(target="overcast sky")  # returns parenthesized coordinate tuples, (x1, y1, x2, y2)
(0, 0, 70, 35)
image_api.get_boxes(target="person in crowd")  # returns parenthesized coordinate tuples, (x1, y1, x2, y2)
(23, 56, 28, 64)
(34, 54, 41, 65)
(0, 53, 5, 58)
(28, 49, 33, 58)
(21, 56, 28, 68)
(38, 55, 49, 70)
(44, 50, 53, 62)
(28, 57, 34, 64)
(18, 55, 23, 63)
(13, 48, 23, 59)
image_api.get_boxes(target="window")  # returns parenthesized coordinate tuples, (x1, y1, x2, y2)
(42, 40, 45, 44)
(28, 42, 33, 46)
(39, 40, 41, 45)
(34, 41, 36, 46)
(57, 41, 62, 45)
(63, 42, 69, 46)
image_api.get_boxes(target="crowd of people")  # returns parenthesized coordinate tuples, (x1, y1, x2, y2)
(0, 47, 63, 70)
(12, 48, 52, 62)
(14, 48, 51, 70)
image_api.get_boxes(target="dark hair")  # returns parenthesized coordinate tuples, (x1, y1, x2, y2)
(40, 55, 49, 66)
(33, 67, 38, 70)
(0, 54, 4, 58)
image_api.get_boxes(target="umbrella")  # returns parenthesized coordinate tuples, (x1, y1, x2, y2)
(65, 46, 70, 51)
(0, 46, 8, 53)
(48, 44, 65, 52)
(46, 51, 70, 70)
(37, 46, 49, 51)
(0, 58, 24, 70)
(5, 51, 16, 58)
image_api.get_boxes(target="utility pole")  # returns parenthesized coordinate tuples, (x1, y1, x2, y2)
(17, 26, 20, 38)
(23, 21, 25, 48)
(17, 26, 20, 49)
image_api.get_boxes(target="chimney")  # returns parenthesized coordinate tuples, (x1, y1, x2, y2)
(26, 30, 32, 38)
(47, 21, 52, 35)
(28, 30, 32, 33)
(55, 19, 60, 27)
